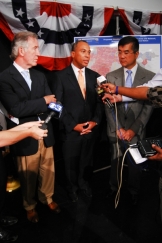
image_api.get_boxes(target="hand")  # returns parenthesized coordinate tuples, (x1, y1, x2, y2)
(80, 121, 97, 135)
(10, 121, 44, 131)
(73, 122, 92, 135)
(73, 121, 97, 135)
(117, 128, 126, 140)
(117, 129, 135, 142)
(21, 121, 44, 129)
(43, 95, 56, 104)
(102, 83, 116, 94)
(73, 123, 86, 133)
(29, 125, 48, 140)
(148, 144, 162, 161)
(102, 93, 122, 103)
(124, 129, 135, 142)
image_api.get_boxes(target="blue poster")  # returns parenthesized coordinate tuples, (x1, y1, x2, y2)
(74, 35, 162, 76)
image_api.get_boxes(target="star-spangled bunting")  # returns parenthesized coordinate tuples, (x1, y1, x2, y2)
(118, 6, 162, 35)
(0, 0, 114, 71)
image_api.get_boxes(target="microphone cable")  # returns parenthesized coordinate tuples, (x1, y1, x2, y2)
(106, 95, 140, 208)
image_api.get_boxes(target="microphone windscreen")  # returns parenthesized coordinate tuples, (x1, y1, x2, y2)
(48, 102, 63, 113)
(97, 76, 107, 86)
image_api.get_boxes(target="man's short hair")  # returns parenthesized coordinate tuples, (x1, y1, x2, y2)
(10, 31, 38, 61)
(71, 40, 88, 51)
(118, 36, 139, 53)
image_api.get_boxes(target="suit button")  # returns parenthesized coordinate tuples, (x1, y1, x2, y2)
(125, 116, 127, 120)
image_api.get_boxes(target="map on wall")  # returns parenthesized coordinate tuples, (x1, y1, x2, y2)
(74, 35, 162, 77)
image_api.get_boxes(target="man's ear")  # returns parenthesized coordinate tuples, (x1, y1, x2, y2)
(19, 47, 25, 56)
(135, 51, 139, 59)
(71, 51, 75, 59)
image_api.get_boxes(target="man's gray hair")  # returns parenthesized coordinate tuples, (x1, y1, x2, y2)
(10, 31, 38, 61)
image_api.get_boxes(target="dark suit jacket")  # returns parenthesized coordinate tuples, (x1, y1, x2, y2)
(0, 64, 55, 156)
(50, 65, 104, 141)
(105, 65, 155, 143)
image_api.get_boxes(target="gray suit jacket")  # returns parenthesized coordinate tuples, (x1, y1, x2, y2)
(105, 65, 155, 143)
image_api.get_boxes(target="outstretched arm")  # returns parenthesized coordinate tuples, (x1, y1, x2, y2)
(102, 83, 149, 100)
(0, 121, 48, 147)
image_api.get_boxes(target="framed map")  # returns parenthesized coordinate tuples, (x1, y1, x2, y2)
(74, 35, 162, 76)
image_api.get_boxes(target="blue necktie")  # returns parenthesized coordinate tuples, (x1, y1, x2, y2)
(125, 70, 132, 110)
(21, 70, 32, 90)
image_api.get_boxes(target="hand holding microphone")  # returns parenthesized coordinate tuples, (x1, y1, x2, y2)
(96, 76, 114, 108)
(40, 101, 63, 130)
(101, 83, 116, 94)
(101, 83, 122, 103)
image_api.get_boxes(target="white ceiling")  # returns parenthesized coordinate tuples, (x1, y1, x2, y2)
(59, 0, 162, 11)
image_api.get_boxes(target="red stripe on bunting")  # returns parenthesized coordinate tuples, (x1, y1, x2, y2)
(149, 13, 162, 25)
(38, 56, 72, 71)
(40, 1, 71, 17)
(99, 8, 114, 35)
(0, 12, 14, 41)
(118, 9, 134, 35)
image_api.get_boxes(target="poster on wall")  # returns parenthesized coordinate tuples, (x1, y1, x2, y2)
(74, 35, 162, 77)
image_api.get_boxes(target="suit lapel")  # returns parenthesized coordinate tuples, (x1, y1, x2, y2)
(113, 68, 126, 113)
(132, 65, 144, 87)
(10, 65, 31, 96)
(113, 68, 125, 86)
(30, 69, 38, 98)
(67, 66, 85, 99)
(85, 68, 95, 100)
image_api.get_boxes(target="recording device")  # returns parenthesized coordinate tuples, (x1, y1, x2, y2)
(96, 76, 113, 109)
(40, 101, 63, 130)
(137, 138, 162, 157)
(129, 137, 162, 164)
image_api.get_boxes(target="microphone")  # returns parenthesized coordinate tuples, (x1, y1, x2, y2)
(97, 75, 107, 86)
(96, 76, 114, 109)
(40, 101, 63, 130)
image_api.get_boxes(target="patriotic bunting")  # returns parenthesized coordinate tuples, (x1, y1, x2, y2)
(0, 0, 114, 70)
(118, 7, 162, 35)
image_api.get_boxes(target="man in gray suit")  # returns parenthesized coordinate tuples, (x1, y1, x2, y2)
(105, 36, 155, 205)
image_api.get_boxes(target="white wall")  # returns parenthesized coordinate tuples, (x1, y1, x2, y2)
(60, 0, 162, 11)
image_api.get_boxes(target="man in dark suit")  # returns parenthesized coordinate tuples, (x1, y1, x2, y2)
(50, 40, 104, 202)
(104, 36, 155, 205)
(0, 31, 60, 223)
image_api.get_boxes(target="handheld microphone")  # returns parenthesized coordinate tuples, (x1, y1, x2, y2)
(97, 75, 107, 86)
(96, 76, 114, 109)
(40, 101, 63, 130)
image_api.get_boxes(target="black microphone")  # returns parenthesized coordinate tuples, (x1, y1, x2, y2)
(40, 111, 56, 130)
(96, 76, 114, 109)
(40, 101, 63, 130)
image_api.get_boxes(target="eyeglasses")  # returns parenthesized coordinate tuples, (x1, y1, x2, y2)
(118, 51, 135, 56)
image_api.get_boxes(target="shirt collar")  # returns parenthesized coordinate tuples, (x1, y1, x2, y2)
(13, 61, 29, 73)
(71, 63, 85, 76)
(124, 63, 138, 75)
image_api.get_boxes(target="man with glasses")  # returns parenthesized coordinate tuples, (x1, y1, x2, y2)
(105, 36, 155, 205)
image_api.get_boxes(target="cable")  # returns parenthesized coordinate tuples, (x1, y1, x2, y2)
(115, 147, 130, 208)
(106, 95, 139, 208)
